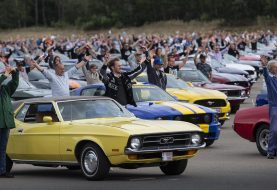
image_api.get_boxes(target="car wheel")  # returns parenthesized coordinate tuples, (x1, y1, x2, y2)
(205, 139, 215, 147)
(231, 104, 240, 113)
(256, 124, 269, 156)
(160, 159, 188, 175)
(66, 165, 80, 170)
(219, 120, 225, 126)
(80, 143, 110, 180)
(6, 155, 13, 173)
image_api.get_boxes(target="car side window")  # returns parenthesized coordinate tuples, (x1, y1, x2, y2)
(17, 103, 60, 123)
(81, 88, 105, 96)
(16, 105, 30, 122)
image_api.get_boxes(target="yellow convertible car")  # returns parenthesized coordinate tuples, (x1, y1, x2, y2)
(135, 73, 231, 125)
(7, 97, 205, 180)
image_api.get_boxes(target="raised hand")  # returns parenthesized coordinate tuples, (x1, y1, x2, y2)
(103, 53, 110, 65)
(261, 56, 268, 67)
(4, 65, 15, 76)
(84, 55, 92, 62)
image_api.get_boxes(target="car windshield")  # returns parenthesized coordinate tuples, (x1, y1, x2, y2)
(166, 74, 189, 88)
(135, 75, 148, 83)
(57, 99, 134, 121)
(178, 70, 210, 83)
(133, 86, 176, 102)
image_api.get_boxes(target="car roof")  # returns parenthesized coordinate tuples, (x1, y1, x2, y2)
(13, 96, 113, 105)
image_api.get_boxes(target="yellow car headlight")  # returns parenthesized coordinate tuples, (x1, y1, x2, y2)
(130, 137, 142, 150)
(191, 134, 201, 145)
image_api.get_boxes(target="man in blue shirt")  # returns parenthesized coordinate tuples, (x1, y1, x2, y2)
(261, 56, 277, 159)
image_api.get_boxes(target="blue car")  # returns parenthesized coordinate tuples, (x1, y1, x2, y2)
(256, 84, 268, 106)
(71, 83, 221, 146)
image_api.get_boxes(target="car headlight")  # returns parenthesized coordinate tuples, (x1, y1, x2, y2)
(241, 90, 246, 97)
(191, 134, 201, 145)
(175, 116, 182, 121)
(203, 114, 211, 123)
(130, 137, 141, 150)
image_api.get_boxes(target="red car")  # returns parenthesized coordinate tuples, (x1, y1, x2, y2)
(233, 105, 269, 156)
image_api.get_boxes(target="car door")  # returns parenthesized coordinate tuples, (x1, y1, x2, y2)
(9, 102, 60, 161)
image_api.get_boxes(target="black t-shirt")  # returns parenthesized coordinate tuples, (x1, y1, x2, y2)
(228, 49, 240, 58)
(115, 77, 128, 106)
(121, 47, 133, 61)
(251, 41, 257, 51)
(164, 65, 179, 74)
(237, 42, 247, 51)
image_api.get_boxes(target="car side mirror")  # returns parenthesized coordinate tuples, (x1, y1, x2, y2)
(43, 116, 53, 124)
(186, 82, 194, 87)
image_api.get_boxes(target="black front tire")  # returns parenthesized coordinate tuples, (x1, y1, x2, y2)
(255, 124, 269, 156)
(205, 139, 215, 147)
(231, 104, 240, 113)
(219, 120, 225, 127)
(6, 155, 13, 173)
(160, 160, 188, 175)
(80, 143, 110, 180)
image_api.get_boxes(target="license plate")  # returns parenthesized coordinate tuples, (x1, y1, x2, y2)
(162, 152, 173, 161)
(214, 108, 221, 113)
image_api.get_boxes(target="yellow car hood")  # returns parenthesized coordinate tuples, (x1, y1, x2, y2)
(71, 117, 202, 135)
(167, 87, 227, 101)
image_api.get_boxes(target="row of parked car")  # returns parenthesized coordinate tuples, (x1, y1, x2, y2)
(1, 39, 275, 173)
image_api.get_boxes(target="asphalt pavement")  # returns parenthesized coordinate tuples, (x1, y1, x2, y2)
(1, 77, 277, 190)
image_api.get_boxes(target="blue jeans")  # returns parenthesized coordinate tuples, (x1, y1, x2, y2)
(268, 106, 277, 155)
(0, 128, 10, 175)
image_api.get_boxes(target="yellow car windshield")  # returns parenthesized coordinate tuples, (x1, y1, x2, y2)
(57, 99, 133, 121)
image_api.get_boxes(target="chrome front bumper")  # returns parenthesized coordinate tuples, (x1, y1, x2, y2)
(125, 143, 206, 154)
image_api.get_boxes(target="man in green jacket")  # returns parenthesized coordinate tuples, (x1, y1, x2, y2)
(0, 65, 19, 178)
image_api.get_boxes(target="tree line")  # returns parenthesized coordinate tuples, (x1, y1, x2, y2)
(0, 0, 276, 30)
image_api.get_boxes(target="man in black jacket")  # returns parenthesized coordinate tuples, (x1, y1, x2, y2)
(147, 57, 167, 90)
(100, 53, 149, 106)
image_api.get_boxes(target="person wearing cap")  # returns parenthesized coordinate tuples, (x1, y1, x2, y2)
(146, 56, 167, 90)
(261, 56, 277, 159)
(0, 65, 19, 178)
(194, 48, 212, 79)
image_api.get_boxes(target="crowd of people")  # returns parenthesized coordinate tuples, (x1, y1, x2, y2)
(0, 29, 277, 178)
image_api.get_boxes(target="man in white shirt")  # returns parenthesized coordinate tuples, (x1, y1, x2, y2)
(28, 55, 92, 97)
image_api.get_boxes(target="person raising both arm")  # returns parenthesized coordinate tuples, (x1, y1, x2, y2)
(261, 56, 277, 159)
(100, 51, 150, 106)
(194, 48, 212, 80)
(164, 48, 189, 75)
(0, 64, 19, 178)
(146, 50, 167, 90)
(28, 55, 92, 97)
